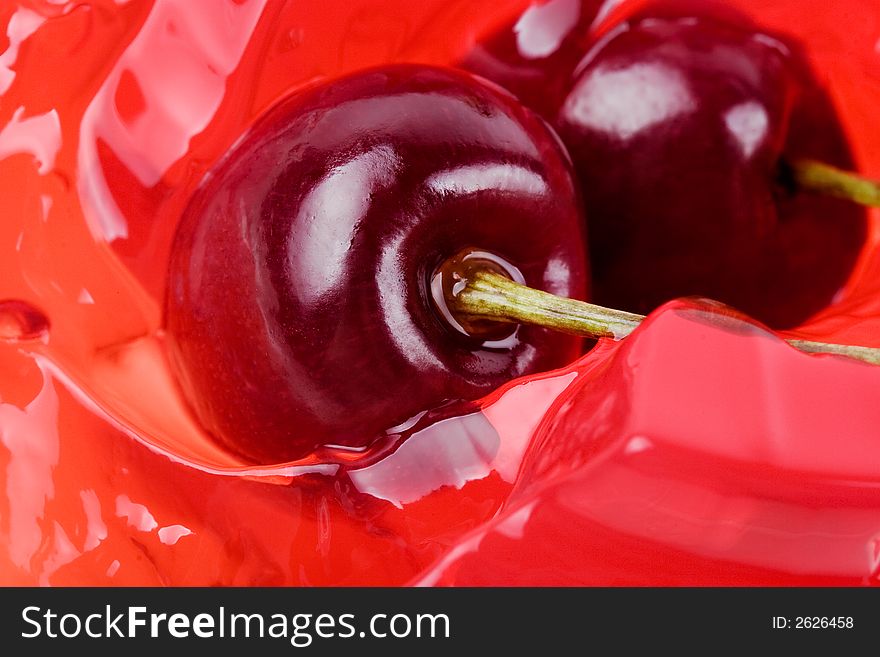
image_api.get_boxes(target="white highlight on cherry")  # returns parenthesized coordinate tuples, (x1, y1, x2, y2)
(562, 62, 696, 141)
(514, 0, 581, 59)
(289, 144, 399, 304)
(427, 163, 547, 197)
(724, 100, 769, 159)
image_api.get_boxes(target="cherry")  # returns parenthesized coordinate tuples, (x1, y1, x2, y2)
(466, 7, 868, 327)
(557, 13, 867, 326)
(165, 64, 589, 464)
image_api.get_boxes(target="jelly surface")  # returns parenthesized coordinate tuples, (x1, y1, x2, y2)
(2, 0, 880, 585)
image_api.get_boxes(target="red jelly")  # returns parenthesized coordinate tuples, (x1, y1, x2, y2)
(2, 0, 880, 586)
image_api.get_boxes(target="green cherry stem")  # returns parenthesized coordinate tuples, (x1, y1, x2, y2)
(448, 266, 880, 366)
(788, 158, 880, 207)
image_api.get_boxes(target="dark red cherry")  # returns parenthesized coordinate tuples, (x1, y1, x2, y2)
(165, 64, 589, 464)
(556, 14, 866, 326)
(466, 7, 866, 328)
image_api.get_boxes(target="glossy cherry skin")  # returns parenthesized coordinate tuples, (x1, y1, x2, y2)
(467, 8, 866, 327)
(165, 64, 589, 464)
(555, 14, 866, 326)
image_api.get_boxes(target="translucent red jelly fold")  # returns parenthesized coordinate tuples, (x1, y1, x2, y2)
(416, 301, 880, 585)
(3, 0, 880, 585)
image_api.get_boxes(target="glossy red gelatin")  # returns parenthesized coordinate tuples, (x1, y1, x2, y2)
(2, 0, 880, 586)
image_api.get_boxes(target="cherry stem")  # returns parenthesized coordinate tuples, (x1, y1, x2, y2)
(450, 267, 880, 366)
(788, 158, 880, 207)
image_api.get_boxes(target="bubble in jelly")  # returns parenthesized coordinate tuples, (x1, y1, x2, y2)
(0, 300, 50, 343)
